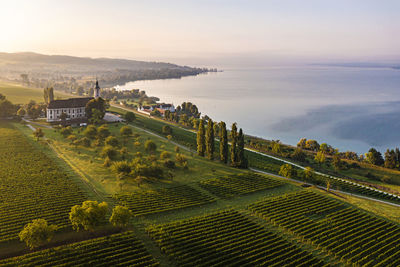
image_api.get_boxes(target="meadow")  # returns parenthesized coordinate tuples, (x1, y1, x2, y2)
(0, 81, 71, 104)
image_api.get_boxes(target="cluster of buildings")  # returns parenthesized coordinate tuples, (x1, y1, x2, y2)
(138, 103, 175, 116)
(46, 80, 175, 124)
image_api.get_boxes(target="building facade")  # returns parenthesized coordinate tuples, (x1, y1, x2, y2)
(46, 80, 101, 123)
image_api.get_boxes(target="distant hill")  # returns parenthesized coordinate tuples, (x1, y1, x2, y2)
(0, 52, 214, 89)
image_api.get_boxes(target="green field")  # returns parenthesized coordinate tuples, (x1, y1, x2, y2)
(0, 81, 71, 104)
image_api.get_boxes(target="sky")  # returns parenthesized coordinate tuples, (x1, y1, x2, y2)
(0, 0, 399, 66)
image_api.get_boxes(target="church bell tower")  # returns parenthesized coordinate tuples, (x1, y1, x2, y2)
(94, 79, 101, 98)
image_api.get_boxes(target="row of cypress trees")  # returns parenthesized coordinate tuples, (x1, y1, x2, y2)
(197, 119, 247, 168)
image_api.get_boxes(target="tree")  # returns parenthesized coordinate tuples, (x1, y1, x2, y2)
(230, 123, 238, 166)
(97, 125, 110, 140)
(205, 119, 215, 159)
(60, 126, 72, 138)
(112, 160, 131, 178)
(219, 121, 228, 164)
(69, 201, 108, 231)
(43, 87, 54, 104)
(124, 112, 136, 123)
(60, 112, 68, 126)
(0, 97, 17, 118)
(236, 128, 248, 168)
(291, 148, 306, 162)
(19, 219, 57, 249)
(86, 98, 108, 124)
(332, 154, 343, 171)
(105, 136, 119, 147)
(384, 149, 397, 169)
(90, 108, 104, 124)
(305, 139, 319, 151)
(33, 128, 44, 141)
(109, 206, 132, 227)
(319, 143, 328, 153)
(365, 148, 384, 166)
(17, 107, 26, 117)
(302, 166, 314, 180)
(83, 125, 97, 139)
(175, 153, 188, 166)
(120, 126, 132, 143)
(279, 164, 296, 178)
(162, 125, 172, 135)
(101, 145, 118, 160)
(314, 151, 326, 165)
(297, 138, 307, 149)
(197, 119, 205, 156)
(271, 141, 282, 154)
(144, 140, 157, 153)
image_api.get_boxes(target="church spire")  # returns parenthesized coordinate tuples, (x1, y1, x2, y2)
(94, 79, 100, 98)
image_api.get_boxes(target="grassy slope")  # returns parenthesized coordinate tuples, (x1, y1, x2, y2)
(0, 81, 71, 104)
(30, 122, 242, 195)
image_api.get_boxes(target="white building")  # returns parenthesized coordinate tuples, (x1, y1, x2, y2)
(46, 80, 101, 123)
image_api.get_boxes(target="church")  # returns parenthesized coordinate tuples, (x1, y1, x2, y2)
(46, 80, 101, 123)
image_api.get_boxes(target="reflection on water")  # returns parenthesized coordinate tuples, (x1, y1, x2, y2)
(118, 66, 400, 153)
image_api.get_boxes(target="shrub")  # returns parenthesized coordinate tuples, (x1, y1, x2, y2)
(101, 146, 118, 160)
(160, 151, 171, 159)
(60, 127, 72, 138)
(164, 159, 176, 169)
(105, 136, 119, 147)
(83, 125, 97, 139)
(279, 164, 296, 178)
(145, 140, 157, 153)
(175, 153, 187, 166)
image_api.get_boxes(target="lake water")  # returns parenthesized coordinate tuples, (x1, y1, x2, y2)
(118, 66, 400, 154)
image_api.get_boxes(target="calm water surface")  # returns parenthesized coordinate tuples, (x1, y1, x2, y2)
(118, 66, 400, 154)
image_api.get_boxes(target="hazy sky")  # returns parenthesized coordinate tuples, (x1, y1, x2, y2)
(1, 0, 399, 65)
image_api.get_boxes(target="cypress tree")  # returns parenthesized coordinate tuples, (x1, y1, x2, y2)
(219, 121, 228, 163)
(206, 119, 215, 159)
(230, 123, 238, 166)
(237, 128, 248, 168)
(197, 119, 205, 156)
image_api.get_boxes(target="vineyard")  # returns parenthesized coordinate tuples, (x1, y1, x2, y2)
(147, 210, 325, 266)
(249, 190, 400, 266)
(112, 185, 215, 216)
(198, 173, 284, 198)
(247, 151, 400, 204)
(0, 231, 158, 266)
(0, 122, 88, 243)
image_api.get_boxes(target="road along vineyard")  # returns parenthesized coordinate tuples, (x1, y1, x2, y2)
(112, 184, 215, 216)
(198, 173, 284, 198)
(0, 231, 158, 266)
(248, 190, 400, 266)
(147, 210, 326, 267)
(0, 122, 88, 243)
